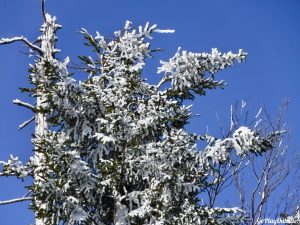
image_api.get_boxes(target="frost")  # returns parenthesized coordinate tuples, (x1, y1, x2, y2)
(157, 48, 247, 99)
(233, 126, 259, 155)
(93, 133, 116, 144)
(0, 155, 30, 178)
(0, 12, 283, 225)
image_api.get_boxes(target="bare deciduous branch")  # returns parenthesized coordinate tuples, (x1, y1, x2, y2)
(206, 100, 297, 225)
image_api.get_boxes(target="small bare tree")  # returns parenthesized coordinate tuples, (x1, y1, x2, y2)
(203, 101, 299, 225)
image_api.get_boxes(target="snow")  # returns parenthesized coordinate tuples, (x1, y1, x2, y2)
(153, 29, 175, 34)
(157, 48, 247, 98)
(0, 12, 284, 225)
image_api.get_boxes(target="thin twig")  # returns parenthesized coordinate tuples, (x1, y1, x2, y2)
(41, 0, 46, 22)
(19, 116, 35, 130)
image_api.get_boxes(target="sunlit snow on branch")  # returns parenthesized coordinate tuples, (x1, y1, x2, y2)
(0, 10, 284, 225)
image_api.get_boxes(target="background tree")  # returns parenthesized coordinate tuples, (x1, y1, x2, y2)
(202, 101, 300, 225)
(0, 2, 292, 225)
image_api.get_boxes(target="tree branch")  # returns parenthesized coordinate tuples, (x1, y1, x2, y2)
(19, 116, 35, 131)
(156, 75, 171, 89)
(41, 0, 46, 22)
(0, 197, 32, 206)
(0, 37, 43, 54)
(0, 172, 14, 177)
(13, 99, 36, 112)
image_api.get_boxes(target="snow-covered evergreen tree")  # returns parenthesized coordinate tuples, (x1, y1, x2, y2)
(0, 4, 284, 225)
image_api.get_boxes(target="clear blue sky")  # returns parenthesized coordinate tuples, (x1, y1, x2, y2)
(0, 1, 299, 224)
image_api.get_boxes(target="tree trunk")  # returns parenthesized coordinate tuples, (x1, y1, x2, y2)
(34, 97, 48, 225)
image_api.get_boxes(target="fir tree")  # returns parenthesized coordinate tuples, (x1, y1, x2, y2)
(0, 2, 284, 225)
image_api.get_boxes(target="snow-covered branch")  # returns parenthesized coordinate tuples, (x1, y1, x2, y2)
(156, 75, 171, 89)
(0, 155, 31, 178)
(153, 29, 175, 34)
(0, 37, 43, 54)
(13, 99, 35, 112)
(19, 116, 35, 131)
(0, 197, 32, 206)
(158, 48, 247, 99)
